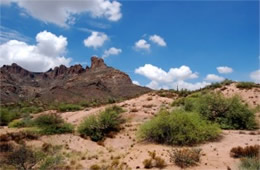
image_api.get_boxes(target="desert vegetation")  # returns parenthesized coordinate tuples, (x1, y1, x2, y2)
(169, 148, 202, 168)
(230, 145, 260, 170)
(142, 151, 166, 169)
(172, 92, 257, 130)
(0, 142, 66, 170)
(8, 114, 74, 135)
(138, 109, 220, 145)
(78, 105, 125, 141)
(236, 82, 260, 89)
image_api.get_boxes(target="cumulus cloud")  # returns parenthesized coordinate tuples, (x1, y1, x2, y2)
(135, 64, 198, 83)
(102, 47, 122, 58)
(135, 39, 150, 50)
(0, 30, 71, 72)
(217, 66, 233, 74)
(83, 31, 108, 49)
(149, 34, 166, 47)
(135, 64, 206, 90)
(205, 74, 225, 82)
(250, 69, 260, 83)
(1, 0, 122, 27)
(132, 80, 140, 85)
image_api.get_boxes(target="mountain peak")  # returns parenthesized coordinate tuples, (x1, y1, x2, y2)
(91, 56, 107, 70)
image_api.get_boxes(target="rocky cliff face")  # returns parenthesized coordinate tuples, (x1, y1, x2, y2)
(0, 56, 150, 105)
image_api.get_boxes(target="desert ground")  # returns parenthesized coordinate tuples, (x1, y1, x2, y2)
(0, 84, 259, 170)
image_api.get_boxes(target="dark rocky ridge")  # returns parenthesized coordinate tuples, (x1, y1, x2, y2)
(0, 56, 150, 105)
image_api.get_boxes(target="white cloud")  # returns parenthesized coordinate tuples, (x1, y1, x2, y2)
(205, 74, 225, 82)
(135, 64, 206, 90)
(132, 80, 140, 86)
(149, 34, 166, 47)
(1, 0, 122, 27)
(135, 39, 150, 50)
(135, 64, 168, 83)
(135, 64, 198, 83)
(168, 66, 198, 80)
(0, 30, 71, 72)
(102, 47, 122, 58)
(83, 31, 108, 49)
(250, 69, 260, 83)
(217, 66, 233, 74)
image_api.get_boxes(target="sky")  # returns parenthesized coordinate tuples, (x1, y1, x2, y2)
(0, 0, 259, 90)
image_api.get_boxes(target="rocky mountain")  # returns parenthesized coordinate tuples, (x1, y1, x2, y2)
(0, 56, 150, 105)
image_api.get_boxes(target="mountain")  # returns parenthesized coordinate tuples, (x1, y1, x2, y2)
(0, 56, 150, 105)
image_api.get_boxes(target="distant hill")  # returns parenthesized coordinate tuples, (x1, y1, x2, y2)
(0, 56, 150, 105)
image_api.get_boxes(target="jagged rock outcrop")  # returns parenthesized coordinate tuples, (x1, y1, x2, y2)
(0, 56, 150, 105)
(91, 56, 107, 69)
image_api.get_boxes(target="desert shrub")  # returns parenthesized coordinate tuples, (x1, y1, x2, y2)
(0, 108, 18, 126)
(169, 148, 201, 168)
(8, 117, 33, 128)
(33, 114, 74, 135)
(39, 155, 63, 170)
(236, 82, 259, 89)
(90, 164, 101, 170)
(108, 97, 116, 104)
(78, 106, 124, 141)
(171, 98, 185, 107)
(239, 157, 260, 170)
(58, 104, 82, 112)
(20, 106, 44, 115)
(230, 145, 259, 158)
(197, 93, 256, 129)
(8, 119, 26, 128)
(143, 151, 166, 169)
(177, 92, 257, 130)
(138, 109, 220, 145)
(0, 142, 14, 152)
(5, 145, 38, 170)
(143, 159, 153, 169)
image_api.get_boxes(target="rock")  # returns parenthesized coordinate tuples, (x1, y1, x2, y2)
(0, 56, 150, 105)
(90, 56, 107, 69)
(68, 64, 84, 74)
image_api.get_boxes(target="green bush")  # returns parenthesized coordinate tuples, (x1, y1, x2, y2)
(8, 117, 33, 128)
(176, 92, 257, 130)
(236, 82, 259, 89)
(58, 104, 82, 112)
(20, 106, 44, 115)
(8, 119, 26, 128)
(33, 114, 74, 135)
(78, 106, 124, 141)
(239, 157, 260, 170)
(0, 108, 18, 126)
(138, 109, 220, 145)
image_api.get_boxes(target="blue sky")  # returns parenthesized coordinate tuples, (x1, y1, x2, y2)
(0, 0, 259, 90)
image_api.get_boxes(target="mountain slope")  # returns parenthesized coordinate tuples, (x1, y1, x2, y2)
(0, 56, 150, 105)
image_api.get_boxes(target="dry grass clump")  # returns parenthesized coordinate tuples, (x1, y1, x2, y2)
(230, 145, 259, 158)
(143, 151, 166, 169)
(168, 148, 202, 168)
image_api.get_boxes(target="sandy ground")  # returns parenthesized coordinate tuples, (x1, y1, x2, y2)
(1, 87, 260, 170)
(216, 83, 260, 107)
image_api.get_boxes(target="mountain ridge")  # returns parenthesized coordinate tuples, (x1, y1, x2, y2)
(0, 56, 150, 105)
